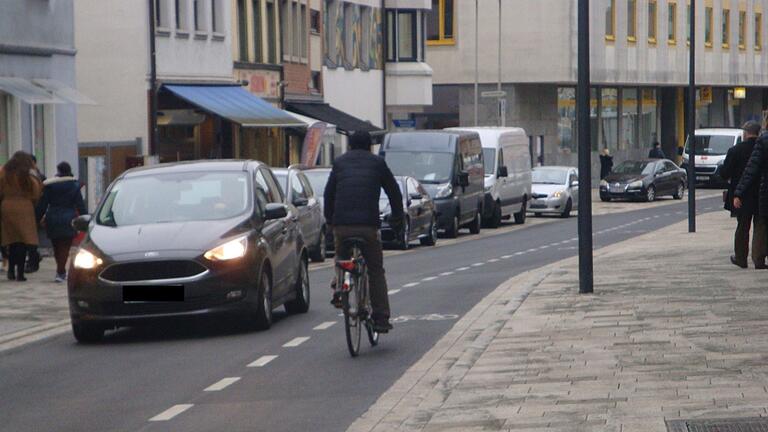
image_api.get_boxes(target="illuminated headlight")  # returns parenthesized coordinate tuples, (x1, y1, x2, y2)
(435, 183, 453, 199)
(552, 191, 564, 198)
(599, 180, 609, 188)
(73, 249, 103, 270)
(204, 236, 248, 261)
(629, 180, 643, 189)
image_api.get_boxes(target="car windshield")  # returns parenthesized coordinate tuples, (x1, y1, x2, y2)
(97, 172, 250, 227)
(612, 161, 655, 176)
(685, 135, 736, 156)
(304, 171, 330, 196)
(532, 169, 568, 185)
(385, 151, 454, 184)
(379, 182, 405, 200)
(482, 148, 496, 175)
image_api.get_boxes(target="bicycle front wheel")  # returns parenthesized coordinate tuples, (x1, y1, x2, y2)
(343, 292, 362, 357)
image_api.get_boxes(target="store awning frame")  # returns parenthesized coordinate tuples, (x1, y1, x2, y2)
(285, 102, 384, 136)
(0, 77, 64, 104)
(163, 84, 306, 128)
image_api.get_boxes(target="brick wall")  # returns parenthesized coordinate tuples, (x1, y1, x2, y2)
(284, 62, 311, 96)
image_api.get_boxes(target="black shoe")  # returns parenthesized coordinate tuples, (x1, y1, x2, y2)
(731, 255, 748, 269)
(7, 269, 14, 280)
(16, 276, 27, 282)
(372, 319, 393, 333)
(756, 263, 768, 270)
(330, 292, 344, 309)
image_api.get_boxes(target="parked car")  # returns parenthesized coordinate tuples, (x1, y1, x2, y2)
(380, 131, 484, 238)
(303, 167, 334, 256)
(273, 166, 327, 262)
(380, 176, 438, 249)
(682, 128, 742, 187)
(600, 159, 686, 202)
(67, 161, 310, 343)
(447, 127, 532, 227)
(529, 166, 579, 218)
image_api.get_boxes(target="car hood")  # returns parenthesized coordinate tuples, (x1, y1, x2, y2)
(604, 173, 645, 184)
(532, 184, 566, 196)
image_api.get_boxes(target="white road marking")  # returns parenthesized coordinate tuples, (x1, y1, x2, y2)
(456, 267, 470, 271)
(440, 271, 455, 276)
(204, 377, 241, 392)
(501, 255, 513, 259)
(422, 276, 438, 282)
(514, 251, 524, 255)
(388, 289, 401, 295)
(471, 262, 485, 267)
(150, 404, 194, 421)
(403, 282, 420, 287)
(313, 321, 336, 331)
(487, 258, 500, 263)
(283, 337, 310, 347)
(248, 355, 278, 367)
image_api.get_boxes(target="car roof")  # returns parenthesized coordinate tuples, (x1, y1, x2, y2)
(695, 128, 742, 136)
(534, 166, 576, 171)
(446, 127, 527, 139)
(387, 130, 479, 139)
(121, 160, 254, 178)
(302, 166, 331, 172)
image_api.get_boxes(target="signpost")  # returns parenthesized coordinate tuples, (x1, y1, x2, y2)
(577, 0, 593, 294)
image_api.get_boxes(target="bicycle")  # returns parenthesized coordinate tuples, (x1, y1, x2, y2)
(335, 237, 379, 357)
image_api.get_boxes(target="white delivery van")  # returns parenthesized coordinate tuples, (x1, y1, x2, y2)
(682, 128, 742, 187)
(446, 127, 532, 227)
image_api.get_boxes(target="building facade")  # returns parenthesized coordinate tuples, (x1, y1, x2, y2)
(424, 0, 768, 179)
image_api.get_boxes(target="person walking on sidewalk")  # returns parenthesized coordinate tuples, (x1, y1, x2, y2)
(648, 141, 666, 159)
(599, 148, 614, 180)
(36, 162, 86, 282)
(723, 121, 765, 268)
(0, 152, 42, 282)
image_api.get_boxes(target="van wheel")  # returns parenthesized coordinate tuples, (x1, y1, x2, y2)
(469, 210, 481, 234)
(514, 200, 527, 224)
(444, 214, 459, 239)
(484, 202, 502, 228)
(420, 217, 438, 246)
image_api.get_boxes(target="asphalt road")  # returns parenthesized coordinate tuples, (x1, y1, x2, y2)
(0, 196, 722, 432)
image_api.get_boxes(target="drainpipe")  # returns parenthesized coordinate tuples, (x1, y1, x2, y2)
(148, 0, 159, 156)
(382, 0, 388, 132)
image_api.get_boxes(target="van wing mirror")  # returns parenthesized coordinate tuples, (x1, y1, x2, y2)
(498, 166, 509, 178)
(458, 172, 470, 187)
(72, 214, 92, 232)
(265, 203, 288, 220)
(571, 180, 579, 188)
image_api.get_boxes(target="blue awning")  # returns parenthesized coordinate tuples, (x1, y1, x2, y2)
(163, 84, 306, 128)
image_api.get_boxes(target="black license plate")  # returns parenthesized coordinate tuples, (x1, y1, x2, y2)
(123, 285, 184, 302)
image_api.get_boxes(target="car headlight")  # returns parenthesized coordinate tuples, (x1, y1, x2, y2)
(73, 249, 103, 270)
(629, 180, 643, 189)
(435, 183, 453, 199)
(204, 236, 248, 261)
(552, 191, 564, 198)
(599, 180, 609, 187)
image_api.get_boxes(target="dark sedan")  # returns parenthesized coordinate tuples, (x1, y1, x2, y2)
(380, 176, 438, 250)
(599, 159, 686, 202)
(68, 161, 310, 343)
(273, 166, 326, 263)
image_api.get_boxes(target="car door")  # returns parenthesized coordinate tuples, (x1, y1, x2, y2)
(299, 172, 324, 240)
(416, 180, 435, 227)
(666, 161, 683, 192)
(569, 170, 579, 209)
(406, 177, 427, 235)
(261, 168, 297, 295)
(254, 169, 288, 291)
(289, 172, 316, 248)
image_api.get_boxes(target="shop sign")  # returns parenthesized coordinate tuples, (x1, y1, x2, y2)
(699, 86, 713, 104)
(301, 122, 327, 167)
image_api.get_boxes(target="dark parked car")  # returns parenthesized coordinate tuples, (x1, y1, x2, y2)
(68, 161, 310, 343)
(599, 159, 686, 202)
(302, 167, 334, 256)
(273, 166, 327, 262)
(380, 176, 438, 249)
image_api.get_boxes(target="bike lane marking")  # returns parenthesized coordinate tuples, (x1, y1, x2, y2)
(283, 337, 310, 347)
(455, 267, 470, 271)
(149, 404, 194, 422)
(204, 377, 240, 392)
(403, 282, 420, 287)
(248, 355, 279, 367)
(388, 289, 401, 295)
(313, 322, 336, 330)
(422, 276, 438, 282)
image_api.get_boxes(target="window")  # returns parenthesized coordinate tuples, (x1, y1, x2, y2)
(155, 0, 166, 28)
(620, 88, 638, 150)
(293, 2, 299, 57)
(193, 0, 200, 30)
(686, 3, 690, 44)
(723, 7, 730, 48)
(398, 11, 417, 61)
(640, 89, 658, 151)
(386, 10, 395, 61)
(360, 7, 371, 67)
(310, 9, 320, 33)
(175, 0, 190, 31)
(310, 71, 321, 92)
(605, 0, 616, 40)
(301, 4, 307, 58)
(627, 0, 636, 42)
(281, 0, 291, 59)
(601, 88, 618, 150)
(705, 6, 713, 46)
(756, 12, 763, 50)
(254, 0, 263, 62)
(33, 105, 46, 173)
(344, 3, 356, 66)
(739, 9, 747, 49)
(289, 174, 307, 202)
(175, 0, 181, 29)
(211, 0, 218, 32)
(668, 1, 677, 44)
(427, 0, 454, 45)
(267, 0, 277, 63)
(557, 87, 576, 151)
(256, 169, 282, 203)
(648, 0, 657, 43)
(237, 0, 249, 60)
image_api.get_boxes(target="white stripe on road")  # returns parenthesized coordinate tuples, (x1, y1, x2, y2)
(403, 282, 420, 288)
(150, 404, 194, 421)
(501, 255, 513, 259)
(248, 355, 278, 367)
(422, 276, 438, 281)
(456, 267, 470, 271)
(471, 263, 484, 267)
(514, 251, 524, 256)
(487, 258, 500, 263)
(204, 377, 240, 392)
(313, 321, 336, 330)
(388, 289, 401, 295)
(283, 337, 310, 347)
(440, 271, 455, 276)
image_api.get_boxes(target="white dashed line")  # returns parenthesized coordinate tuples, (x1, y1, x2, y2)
(313, 321, 336, 331)
(248, 355, 278, 367)
(487, 258, 500, 263)
(456, 267, 470, 271)
(403, 282, 420, 287)
(283, 337, 310, 347)
(514, 251, 524, 255)
(150, 404, 194, 422)
(388, 289, 401, 295)
(204, 377, 241, 392)
(471, 263, 485, 267)
(422, 276, 438, 281)
(501, 255, 513, 259)
(440, 271, 455, 276)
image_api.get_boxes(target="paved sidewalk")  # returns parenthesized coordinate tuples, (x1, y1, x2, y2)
(349, 210, 768, 432)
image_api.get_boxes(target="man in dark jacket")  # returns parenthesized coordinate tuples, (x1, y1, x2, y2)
(648, 142, 666, 159)
(324, 131, 404, 332)
(724, 121, 764, 268)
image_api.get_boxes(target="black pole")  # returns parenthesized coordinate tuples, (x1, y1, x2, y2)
(687, 0, 696, 232)
(577, 0, 593, 294)
(148, 0, 159, 156)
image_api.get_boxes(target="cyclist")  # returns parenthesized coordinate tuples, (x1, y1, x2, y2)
(324, 130, 404, 333)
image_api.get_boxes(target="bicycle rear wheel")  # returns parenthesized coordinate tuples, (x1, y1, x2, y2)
(361, 270, 379, 346)
(343, 269, 362, 357)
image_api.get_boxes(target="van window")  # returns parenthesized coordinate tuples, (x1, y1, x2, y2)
(385, 151, 455, 184)
(685, 135, 737, 156)
(482, 148, 496, 175)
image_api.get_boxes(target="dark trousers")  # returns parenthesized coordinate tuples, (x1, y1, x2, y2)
(333, 225, 390, 319)
(52, 238, 73, 275)
(735, 213, 767, 267)
(7, 243, 28, 278)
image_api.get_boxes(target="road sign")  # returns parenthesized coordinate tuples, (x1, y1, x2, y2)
(481, 90, 507, 98)
(393, 119, 416, 128)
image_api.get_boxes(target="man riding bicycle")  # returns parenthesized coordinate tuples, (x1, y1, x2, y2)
(324, 131, 404, 333)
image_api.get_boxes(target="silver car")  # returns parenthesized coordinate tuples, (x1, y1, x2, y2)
(528, 166, 579, 218)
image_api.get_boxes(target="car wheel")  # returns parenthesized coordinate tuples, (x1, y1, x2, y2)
(645, 185, 656, 202)
(310, 228, 326, 263)
(673, 183, 685, 200)
(72, 321, 104, 344)
(420, 217, 438, 246)
(285, 257, 310, 314)
(485, 201, 502, 228)
(514, 200, 527, 224)
(561, 199, 572, 218)
(534, 212, 542, 217)
(253, 270, 273, 330)
(444, 214, 459, 239)
(469, 210, 481, 234)
(600, 195, 611, 202)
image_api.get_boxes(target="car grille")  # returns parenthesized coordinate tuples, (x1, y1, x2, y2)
(695, 166, 717, 174)
(531, 193, 548, 199)
(97, 296, 228, 316)
(100, 260, 207, 283)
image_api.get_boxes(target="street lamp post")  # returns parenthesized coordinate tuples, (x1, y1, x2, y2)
(474, 0, 479, 126)
(577, 0, 593, 294)
(148, 0, 159, 156)
(687, 0, 697, 233)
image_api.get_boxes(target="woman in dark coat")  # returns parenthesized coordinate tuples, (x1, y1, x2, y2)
(37, 162, 86, 282)
(0, 152, 42, 281)
(599, 148, 614, 180)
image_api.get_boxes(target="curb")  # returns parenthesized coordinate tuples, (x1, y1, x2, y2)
(0, 319, 71, 354)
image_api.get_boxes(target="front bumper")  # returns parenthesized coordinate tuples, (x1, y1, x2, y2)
(528, 195, 567, 213)
(599, 186, 645, 199)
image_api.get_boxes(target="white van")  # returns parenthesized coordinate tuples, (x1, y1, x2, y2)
(447, 127, 532, 227)
(683, 128, 742, 186)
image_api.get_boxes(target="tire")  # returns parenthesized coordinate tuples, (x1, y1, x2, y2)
(645, 185, 656, 202)
(468, 210, 481, 234)
(534, 212, 542, 217)
(600, 195, 611, 202)
(71, 321, 104, 344)
(253, 270, 273, 330)
(366, 321, 379, 346)
(309, 228, 326, 263)
(398, 219, 411, 250)
(673, 183, 685, 200)
(484, 201, 502, 228)
(285, 257, 310, 314)
(343, 291, 362, 357)
(513, 199, 527, 224)
(560, 199, 572, 218)
(444, 214, 460, 239)
(420, 217, 438, 246)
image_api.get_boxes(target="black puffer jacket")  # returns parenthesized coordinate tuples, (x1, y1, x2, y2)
(735, 134, 768, 218)
(722, 137, 759, 217)
(324, 149, 404, 227)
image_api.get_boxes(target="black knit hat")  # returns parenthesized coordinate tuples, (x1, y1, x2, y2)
(349, 131, 372, 150)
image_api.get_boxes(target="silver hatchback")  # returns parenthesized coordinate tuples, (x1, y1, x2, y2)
(528, 166, 579, 218)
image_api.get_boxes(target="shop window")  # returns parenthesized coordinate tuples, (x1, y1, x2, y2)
(648, 0, 657, 43)
(557, 88, 576, 151)
(705, 6, 713, 47)
(237, 0, 249, 60)
(254, 0, 263, 62)
(32, 105, 46, 173)
(739, 9, 747, 49)
(627, 0, 637, 42)
(590, 87, 599, 151)
(723, 7, 730, 48)
(427, 0, 454, 45)
(620, 88, 638, 150)
(605, 0, 616, 41)
(640, 89, 658, 151)
(267, 0, 277, 63)
(601, 88, 618, 151)
(756, 12, 762, 50)
(668, 1, 677, 44)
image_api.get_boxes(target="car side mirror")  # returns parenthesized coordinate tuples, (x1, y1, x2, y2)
(457, 172, 470, 187)
(293, 197, 309, 207)
(72, 214, 91, 232)
(498, 166, 509, 177)
(265, 203, 288, 220)
(571, 180, 579, 188)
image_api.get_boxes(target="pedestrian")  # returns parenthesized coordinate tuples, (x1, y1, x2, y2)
(599, 148, 613, 180)
(36, 162, 86, 282)
(648, 141, 666, 159)
(25, 155, 46, 273)
(722, 121, 765, 269)
(0, 151, 42, 282)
